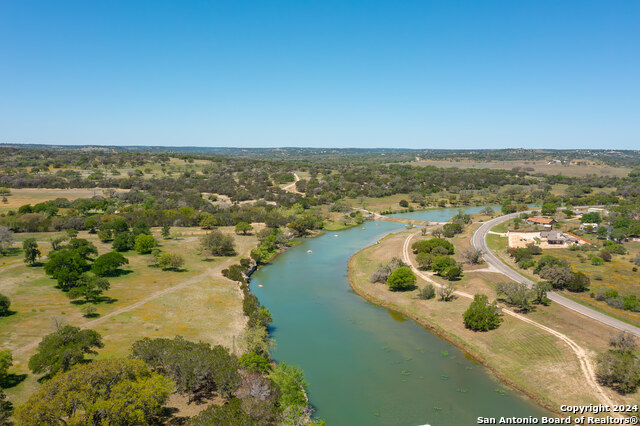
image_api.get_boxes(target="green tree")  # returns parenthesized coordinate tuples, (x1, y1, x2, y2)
(112, 231, 135, 251)
(67, 238, 98, 260)
(161, 225, 171, 239)
(200, 230, 236, 256)
(417, 284, 436, 300)
(432, 256, 458, 275)
(0, 389, 11, 425)
(386, 266, 417, 291)
(235, 222, 254, 235)
(156, 252, 185, 270)
(581, 212, 602, 224)
(22, 238, 41, 265)
(0, 294, 10, 317)
(16, 359, 173, 425)
(496, 282, 532, 312)
(67, 274, 110, 303)
(541, 202, 557, 216)
(44, 249, 88, 290)
(239, 352, 271, 374)
(270, 362, 308, 408)
(533, 282, 551, 305)
(134, 234, 157, 254)
(597, 332, 640, 393)
(28, 325, 104, 377)
(91, 251, 129, 276)
(0, 350, 12, 384)
(444, 266, 462, 281)
(463, 294, 502, 331)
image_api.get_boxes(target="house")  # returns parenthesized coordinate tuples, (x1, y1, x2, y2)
(540, 230, 580, 245)
(526, 217, 556, 228)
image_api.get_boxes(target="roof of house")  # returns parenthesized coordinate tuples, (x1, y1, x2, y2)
(528, 217, 556, 224)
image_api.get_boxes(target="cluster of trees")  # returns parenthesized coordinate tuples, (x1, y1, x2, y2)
(496, 281, 550, 312)
(510, 247, 590, 293)
(370, 258, 419, 291)
(597, 332, 640, 394)
(412, 238, 462, 281)
(594, 288, 640, 312)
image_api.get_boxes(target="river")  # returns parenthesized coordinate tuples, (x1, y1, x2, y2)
(251, 207, 549, 425)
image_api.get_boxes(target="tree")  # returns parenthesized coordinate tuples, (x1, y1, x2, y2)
(239, 352, 271, 374)
(442, 222, 463, 237)
(533, 282, 551, 305)
(399, 199, 409, 208)
(112, 231, 135, 251)
(566, 271, 590, 292)
(0, 226, 14, 256)
(463, 294, 502, 331)
(16, 359, 173, 425)
(0, 350, 12, 384)
(161, 225, 171, 239)
(28, 325, 104, 377)
(67, 238, 98, 259)
(67, 274, 110, 303)
(463, 249, 484, 264)
(541, 202, 557, 216)
(235, 222, 254, 235)
(432, 256, 458, 276)
(386, 266, 417, 291)
(200, 230, 236, 256)
(597, 332, 640, 393)
(44, 248, 88, 290)
(22, 238, 41, 265)
(437, 282, 456, 301)
(581, 212, 602, 224)
(156, 252, 185, 270)
(270, 362, 308, 408)
(131, 336, 241, 402)
(411, 238, 454, 255)
(496, 282, 532, 312)
(444, 266, 462, 281)
(91, 251, 129, 276)
(134, 234, 157, 254)
(0, 294, 10, 317)
(0, 389, 11, 425)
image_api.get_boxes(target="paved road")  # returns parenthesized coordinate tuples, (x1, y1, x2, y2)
(472, 212, 640, 337)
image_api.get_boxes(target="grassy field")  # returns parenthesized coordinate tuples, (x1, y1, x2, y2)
(0, 226, 255, 404)
(348, 229, 640, 413)
(409, 159, 632, 177)
(0, 188, 126, 213)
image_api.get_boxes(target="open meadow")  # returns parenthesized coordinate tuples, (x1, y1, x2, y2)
(0, 226, 257, 404)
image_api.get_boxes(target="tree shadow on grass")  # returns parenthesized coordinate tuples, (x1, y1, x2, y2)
(0, 310, 17, 318)
(154, 407, 189, 425)
(0, 373, 27, 389)
(109, 268, 133, 277)
(27, 261, 44, 267)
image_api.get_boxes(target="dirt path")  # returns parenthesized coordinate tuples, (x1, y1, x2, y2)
(402, 232, 615, 408)
(12, 256, 238, 356)
(283, 172, 301, 194)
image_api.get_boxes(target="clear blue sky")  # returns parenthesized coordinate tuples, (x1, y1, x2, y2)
(1, 1, 638, 149)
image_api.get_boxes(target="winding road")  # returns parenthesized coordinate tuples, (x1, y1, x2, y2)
(472, 212, 640, 337)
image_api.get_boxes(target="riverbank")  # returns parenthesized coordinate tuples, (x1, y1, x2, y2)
(347, 229, 638, 415)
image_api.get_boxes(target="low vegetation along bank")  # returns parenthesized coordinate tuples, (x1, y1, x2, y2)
(348, 226, 640, 417)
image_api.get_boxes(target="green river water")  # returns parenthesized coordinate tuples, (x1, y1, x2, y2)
(251, 208, 550, 425)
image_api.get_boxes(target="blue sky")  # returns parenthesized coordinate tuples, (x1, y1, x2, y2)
(0, 1, 638, 149)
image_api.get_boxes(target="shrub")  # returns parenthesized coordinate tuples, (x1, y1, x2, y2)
(417, 284, 435, 300)
(0, 294, 10, 316)
(591, 256, 604, 266)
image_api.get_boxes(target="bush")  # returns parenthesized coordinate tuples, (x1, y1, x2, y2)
(239, 352, 271, 374)
(599, 251, 612, 262)
(134, 234, 157, 254)
(443, 266, 462, 281)
(591, 256, 604, 266)
(112, 231, 135, 251)
(411, 238, 454, 255)
(201, 230, 236, 256)
(0, 294, 10, 316)
(386, 266, 417, 291)
(463, 294, 502, 331)
(156, 252, 185, 270)
(417, 284, 435, 300)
